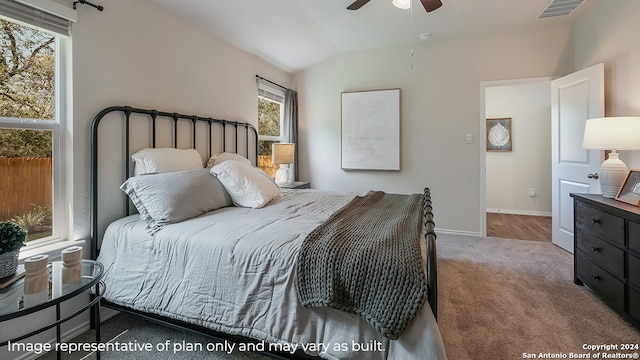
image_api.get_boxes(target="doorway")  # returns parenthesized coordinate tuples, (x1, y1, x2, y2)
(480, 77, 553, 241)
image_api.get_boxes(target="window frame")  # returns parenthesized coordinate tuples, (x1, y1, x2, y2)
(0, 18, 70, 248)
(258, 83, 285, 144)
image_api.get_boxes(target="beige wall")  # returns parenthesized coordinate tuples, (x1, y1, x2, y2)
(485, 80, 552, 216)
(70, 0, 293, 239)
(297, 24, 573, 234)
(574, 0, 640, 169)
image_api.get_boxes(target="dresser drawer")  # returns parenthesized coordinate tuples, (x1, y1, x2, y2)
(630, 221, 640, 253)
(630, 255, 640, 288)
(576, 231, 624, 279)
(576, 252, 625, 312)
(575, 202, 624, 246)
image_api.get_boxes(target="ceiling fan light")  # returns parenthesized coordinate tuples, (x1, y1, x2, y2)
(393, 0, 411, 10)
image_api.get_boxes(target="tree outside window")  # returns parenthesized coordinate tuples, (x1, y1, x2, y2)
(258, 95, 283, 177)
(0, 19, 56, 242)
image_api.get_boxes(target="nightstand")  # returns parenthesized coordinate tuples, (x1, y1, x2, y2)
(0, 260, 104, 359)
(278, 181, 310, 189)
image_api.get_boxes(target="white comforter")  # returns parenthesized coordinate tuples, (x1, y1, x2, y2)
(97, 189, 447, 359)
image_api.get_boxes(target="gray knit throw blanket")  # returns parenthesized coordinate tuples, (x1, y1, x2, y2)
(296, 191, 427, 339)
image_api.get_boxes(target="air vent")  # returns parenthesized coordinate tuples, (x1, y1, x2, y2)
(538, 0, 585, 19)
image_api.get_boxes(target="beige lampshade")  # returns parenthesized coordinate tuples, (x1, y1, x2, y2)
(272, 143, 295, 165)
(583, 117, 640, 150)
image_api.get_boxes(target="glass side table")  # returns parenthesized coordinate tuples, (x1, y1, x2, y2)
(0, 260, 104, 360)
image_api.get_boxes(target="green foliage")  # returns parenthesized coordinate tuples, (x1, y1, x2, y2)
(258, 97, 282, 156)
(259, 140, 277, 156)
(0, 128, 51, 158)
(0, 20, 55, 120)
(0, 221, 27, 254)
(258, 97, 281, 137)
(0, 19, 55, 158)
(12, 204, 50, 235)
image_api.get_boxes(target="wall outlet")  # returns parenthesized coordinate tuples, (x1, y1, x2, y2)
(529, 188, 536, 197)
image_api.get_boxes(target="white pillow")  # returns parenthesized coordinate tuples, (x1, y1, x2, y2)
(210, 160, 280, 208)
(131, 148, 203, 176)
(120, 169, 233, 234)
(206, 152, 252, 168)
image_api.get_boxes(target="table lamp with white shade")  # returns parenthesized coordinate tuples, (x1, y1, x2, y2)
(582, 116, 640, 198)
(272, 143, 295, 186)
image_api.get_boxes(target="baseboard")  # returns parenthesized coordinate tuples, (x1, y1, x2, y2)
(486, 208, 551, 217)
(435, 228, 482, 237)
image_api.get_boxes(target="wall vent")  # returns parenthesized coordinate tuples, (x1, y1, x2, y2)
(538, 0, 585, 19)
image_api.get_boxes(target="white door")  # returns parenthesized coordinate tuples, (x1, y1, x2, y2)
(551, 63, 604, 253)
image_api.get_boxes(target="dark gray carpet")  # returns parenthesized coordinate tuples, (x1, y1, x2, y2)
(39, 234, 640, 359)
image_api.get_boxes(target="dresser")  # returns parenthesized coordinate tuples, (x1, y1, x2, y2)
(571, 193, 640, 325)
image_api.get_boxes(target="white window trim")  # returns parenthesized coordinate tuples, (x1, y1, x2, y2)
(0, 22, 72, 254)
(258, 88, 286, 143)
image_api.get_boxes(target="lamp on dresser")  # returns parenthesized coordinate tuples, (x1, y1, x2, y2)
(272, 143, 295, 186)
(582, 116, 640, 198)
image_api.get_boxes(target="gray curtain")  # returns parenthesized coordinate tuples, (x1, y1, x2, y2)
(282, 89, 299, 180)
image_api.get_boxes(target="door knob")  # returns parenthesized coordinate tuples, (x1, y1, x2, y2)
(587, 173, 599, 179)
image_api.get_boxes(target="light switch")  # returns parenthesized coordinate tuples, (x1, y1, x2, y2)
(465, 134, 473, 144)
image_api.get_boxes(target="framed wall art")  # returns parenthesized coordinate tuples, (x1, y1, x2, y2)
(486, 118, 512, 152)
(616, 170, 640, 206)
(341, 88, 400, 171)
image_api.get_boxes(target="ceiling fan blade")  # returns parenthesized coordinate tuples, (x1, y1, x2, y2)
(347, 0, 371, 10)
(420, 0, 442, 12)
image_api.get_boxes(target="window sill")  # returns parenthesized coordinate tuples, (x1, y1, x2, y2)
(19, 240, 86, 262)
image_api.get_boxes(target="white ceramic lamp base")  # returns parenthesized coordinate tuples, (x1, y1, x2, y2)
(600, 152, 628, 198)
(275, 165, 293, 186)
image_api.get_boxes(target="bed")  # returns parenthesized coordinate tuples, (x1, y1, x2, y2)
(90, 106, 446, 360)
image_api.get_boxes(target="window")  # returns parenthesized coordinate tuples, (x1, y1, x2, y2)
(0, 9, 70, 246)
(257, 83, 285, 177)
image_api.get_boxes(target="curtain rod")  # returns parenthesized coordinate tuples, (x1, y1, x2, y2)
(73, 0, 103, 11)
(256, 75, 289, 91)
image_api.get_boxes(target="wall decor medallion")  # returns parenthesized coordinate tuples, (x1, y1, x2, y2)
(486, 118, 512, 152)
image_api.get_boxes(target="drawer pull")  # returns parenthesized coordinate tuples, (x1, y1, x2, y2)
(592, 219, 600, 224)
(591, 274, 600, 280)
(591, 247, 600, 252)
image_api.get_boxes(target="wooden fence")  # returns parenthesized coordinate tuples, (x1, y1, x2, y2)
(0, 158, 52, 221)
(258, 155, 279, 179)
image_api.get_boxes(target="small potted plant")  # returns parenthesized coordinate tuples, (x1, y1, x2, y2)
(0, 221, 27, 278)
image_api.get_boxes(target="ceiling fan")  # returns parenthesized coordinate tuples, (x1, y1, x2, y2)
(347, 0, 443, 12)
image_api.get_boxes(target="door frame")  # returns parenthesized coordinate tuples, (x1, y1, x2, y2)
(479, 76, 553, 236)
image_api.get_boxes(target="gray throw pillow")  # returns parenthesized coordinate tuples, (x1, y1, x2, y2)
(120, 168, 232, 234)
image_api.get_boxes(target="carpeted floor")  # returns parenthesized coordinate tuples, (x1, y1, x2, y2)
(39, 233, 640, 360)
(437, 233, 640, 360)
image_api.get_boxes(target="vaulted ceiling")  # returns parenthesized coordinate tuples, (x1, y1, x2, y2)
(150, 0, 599, 72)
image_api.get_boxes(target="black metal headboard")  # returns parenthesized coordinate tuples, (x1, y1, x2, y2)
(90, 106, 258, 260)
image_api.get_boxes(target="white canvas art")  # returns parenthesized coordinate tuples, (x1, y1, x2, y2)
(341, 89, 400, 170)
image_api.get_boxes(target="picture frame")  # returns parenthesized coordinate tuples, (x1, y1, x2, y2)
(341, 88, 400, 171)
(616, 170, 640, 206)
(486, 118, 512, 152)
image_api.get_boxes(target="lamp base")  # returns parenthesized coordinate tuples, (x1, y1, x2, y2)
(275, 165, 293, 186)
(600, 152, 628, 198)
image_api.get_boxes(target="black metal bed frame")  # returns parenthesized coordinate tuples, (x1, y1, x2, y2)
(89, 105, 438, 359)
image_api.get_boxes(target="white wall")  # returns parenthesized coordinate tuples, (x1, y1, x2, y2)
(2, 1, 293, 359)
(70, 0, 293, 240)
(485, 80, 552, 216)
(574, 0, 640, 169)
(296, 24, 574, 234)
